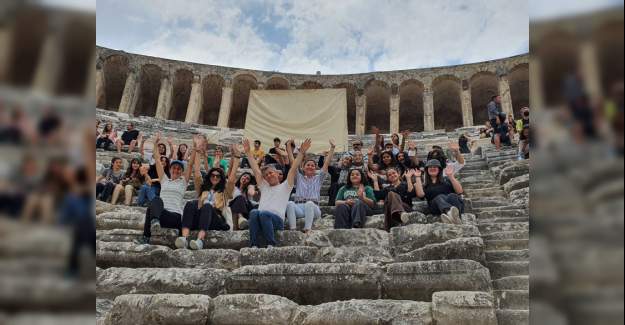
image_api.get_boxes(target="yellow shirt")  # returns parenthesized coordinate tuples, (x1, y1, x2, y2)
(252, 148, 265, 160)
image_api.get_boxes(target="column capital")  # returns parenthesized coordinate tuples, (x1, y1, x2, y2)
(193, 74, 201, 83)
(391, 83, 399, 95)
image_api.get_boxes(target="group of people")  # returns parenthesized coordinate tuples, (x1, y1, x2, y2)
(95, 119, 470, 249)
(485, 95, 531, 159)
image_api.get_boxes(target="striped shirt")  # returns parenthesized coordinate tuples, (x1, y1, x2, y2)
(160, 175, 187, 215)
(294, 170, 326, 201)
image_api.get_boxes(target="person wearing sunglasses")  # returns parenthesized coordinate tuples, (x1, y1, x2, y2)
(174, 138, 242, 250)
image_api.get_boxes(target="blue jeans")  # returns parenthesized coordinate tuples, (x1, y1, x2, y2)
(248, 209, 284, 247)
(136, 184, 157, 206)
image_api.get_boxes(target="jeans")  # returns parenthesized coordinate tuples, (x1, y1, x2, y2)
(428, 193, 464, 215)
(248, 209, 284, 247)
(286, 201, 321, 230)
(136, 184, 157, 206)
(334, 200, 372, 229)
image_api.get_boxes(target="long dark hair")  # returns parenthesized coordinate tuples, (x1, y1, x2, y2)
(202, 167, 226, 192)
(424, 165, 444, 187)
(379, 151, 396, 169)
(346, 168, 368, 188)
(103, 122, 113, 134)
(124, 158, 142, 179)
(235, 172, 256, 191)
(176, 143, 188, 161)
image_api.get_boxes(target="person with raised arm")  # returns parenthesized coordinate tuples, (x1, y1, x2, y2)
(174, 137, 240, 250)
(413, 160, 464, 224)
(244, 137, 310, 247)
(286, 139, 336, 233)
(134, 132, 197, 245)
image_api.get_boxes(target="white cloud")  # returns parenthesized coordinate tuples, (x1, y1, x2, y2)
(97, 0, 529, 74)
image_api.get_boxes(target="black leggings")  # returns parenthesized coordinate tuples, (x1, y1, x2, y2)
(96, 137, 113, 149)
(96, 182, 117, 202)
(182, 200, 230, 232)
(229, 195, 255, 219)
(143, 197, 182, 238)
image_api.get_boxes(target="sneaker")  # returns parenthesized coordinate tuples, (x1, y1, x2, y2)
(353, 221, 362, 228)
(150, 219, 161, 234)
(189, 239, 203, 250)
(267, 245, 274, 249)
(448, 207, 462, 224)
(133, 236, 150, 245)
(440, 213, 453, 224)
(238, 218, 249, 230)
(175, 236, 188, 249)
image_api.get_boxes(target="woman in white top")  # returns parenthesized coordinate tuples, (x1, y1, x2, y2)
(175, 142, 241, 250)
(135, 132, 197, 245)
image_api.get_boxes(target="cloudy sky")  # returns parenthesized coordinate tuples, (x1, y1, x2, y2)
(93, 0, 620, 74)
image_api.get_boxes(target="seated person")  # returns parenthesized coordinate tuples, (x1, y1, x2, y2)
(414, 160, 464, 224)
(229, 172, 259, 230)
(370, 167, 418, 231)
(95, 157, 124, 202)
(135, 132, 195, 245)
(334, 169, 376, 229)
(115, 123, 141, 153)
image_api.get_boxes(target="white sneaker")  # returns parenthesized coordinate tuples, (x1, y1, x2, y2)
(175, 236, 188, 249)
(189, 239, 203, 250)
(400, 212, 411, 224)
(440, 213, 453, 224)
(449, 207, 462, 224)
(238, 218, 249, 230)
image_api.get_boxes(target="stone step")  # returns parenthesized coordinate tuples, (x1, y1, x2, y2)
(476, 209, 527, 220)
(477, 217, 528, 224)
(492, 275, 529, 290)
(478, 222, 529, 235)
(96, 260, 493, 304)
(485, 249, 529, 262)
(484, 239, 529, 251)
(493, 290, 529, 310)
(468, 199, 512, 209)
(487, 261, 529, 279)
(496, 309, 529, 325)
(482, 230, 529, 241)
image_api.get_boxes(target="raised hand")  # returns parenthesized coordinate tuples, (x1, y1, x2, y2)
(154, 132, 161, 144)
(329, 138, 336, 148)
(401, 129, 411, 138)
(414, 169, 422, 178)
(299, 138, 312, 153)
(357, 184, 365, 199)
(368, 171, 378, 182)
(448, 142, 460, 152)
(242, 138, 251, 153)
(408, 140, 417, 150)
(367, 147, 375, 156)
(167, 136, 173, 144)
(444, 165, 455, 177)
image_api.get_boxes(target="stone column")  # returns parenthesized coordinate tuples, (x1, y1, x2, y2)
(355, 89, 367, 136)
(389, 89, 400, 134)
(86, 53, 99, 103)
(118, 69, 140, 115)
(0, 25, 14, 83)
(32, 23, 64, 94)
(498, 75, 514, 118)
(423, 85, 435, 132)
(579, 40, 603, 104)
(529, 57, 545, 110)
(461, 81, 473, 127)
(155, 75, 173, 119)
(217, 83, 233, 128)
(184, 75, 203, 124)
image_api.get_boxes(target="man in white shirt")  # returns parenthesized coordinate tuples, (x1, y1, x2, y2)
(243, 137, 311, 247)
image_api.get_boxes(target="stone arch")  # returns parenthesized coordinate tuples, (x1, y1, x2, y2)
(298, 81, 324, 89)
(200, 74, 224, 126)
(432, 75, 463, 131)
(333, 82, 357, 134)
(135, 64, 162, 117)
(508, 64, 529, 116)
(265, 76, 289, 90)
(536, 31, 579, 106)
(399, 79, 424, 132)
(102, 54, 129, 111)
(230, 74, 257, 128)
(365, 80, 391, 134)
(469, 71, 499, 125)
(57, 17, 95, 96)
(593, 21, 624, 95)
(169, 69, 193, 122)
(7, 7, 48, 86)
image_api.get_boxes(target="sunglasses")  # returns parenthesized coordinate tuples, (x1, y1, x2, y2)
(210, 173, 222, 178)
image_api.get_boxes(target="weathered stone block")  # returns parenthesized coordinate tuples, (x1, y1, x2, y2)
(97, 267, 228, 299)
(382, 260, 492, 301)
(240, 247, 318, 266)
(227, 263, 381, 304)
(169, 249, 240, 270)
(105, 294, 211, 325)
(504, 173, 529, 193)
(294, 300, 433, 325)
(211, 294, 298, 325)
(315, 246, 394, 264)
(304, 229, 390, 248)
(432, 291, 497, 325)
(394, 237, 485, 263)
(96, 241, 171, 268)
(391, 223, 480, 255)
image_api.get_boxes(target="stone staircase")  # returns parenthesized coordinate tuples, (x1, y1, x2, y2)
(95, 108, 530, 325)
